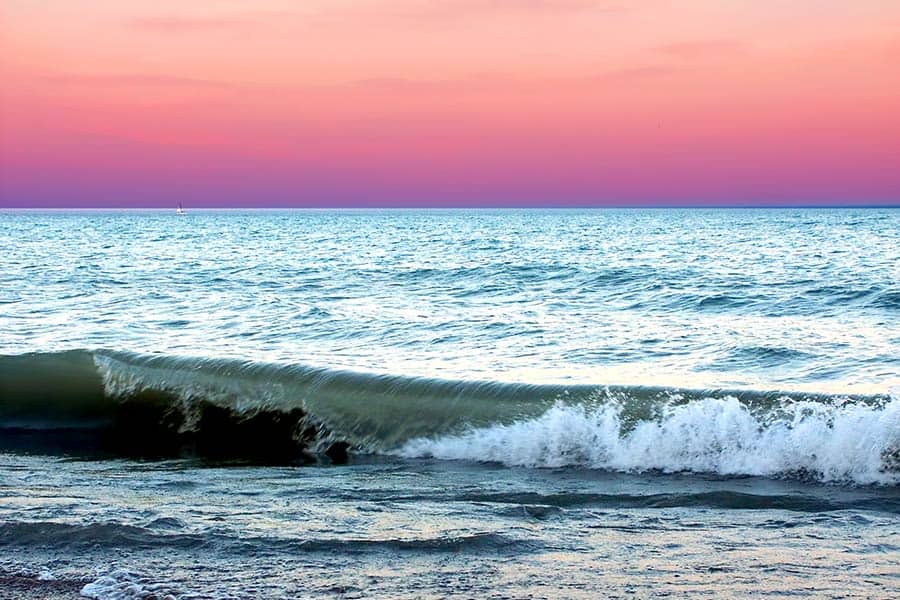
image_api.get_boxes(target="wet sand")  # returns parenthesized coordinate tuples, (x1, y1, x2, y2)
(0, 576, 84, 599)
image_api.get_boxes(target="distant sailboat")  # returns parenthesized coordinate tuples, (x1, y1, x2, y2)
(176, 202, 187, 215)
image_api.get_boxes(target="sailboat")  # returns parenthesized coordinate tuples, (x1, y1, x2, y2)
(176, 202, 187, 215)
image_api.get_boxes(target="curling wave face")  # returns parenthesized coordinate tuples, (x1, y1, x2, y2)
(1, 350, 897, 484)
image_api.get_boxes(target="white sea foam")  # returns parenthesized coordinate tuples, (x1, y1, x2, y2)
(398, 393, 900, 485)
(80, 569, 176, 600)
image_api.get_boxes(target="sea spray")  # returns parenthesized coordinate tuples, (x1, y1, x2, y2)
(398, 395, 900, 485)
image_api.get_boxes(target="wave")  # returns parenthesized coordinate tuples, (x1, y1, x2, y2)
(399, 400, 900, 485)
(1, 349, 898, 483)
(458, 490, 900, 513)
(0, 520, 528, 555)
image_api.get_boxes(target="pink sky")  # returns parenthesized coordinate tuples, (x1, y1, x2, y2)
(1, 1, 898, 206)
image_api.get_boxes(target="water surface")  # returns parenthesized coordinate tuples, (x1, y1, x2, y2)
(1, 209, 898, 598)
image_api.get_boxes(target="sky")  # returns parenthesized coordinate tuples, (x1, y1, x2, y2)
(1, 1, 898, 207)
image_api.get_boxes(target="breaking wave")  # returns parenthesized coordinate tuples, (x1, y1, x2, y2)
(398, 399, 900, 485)
(0, 349, 898, 484)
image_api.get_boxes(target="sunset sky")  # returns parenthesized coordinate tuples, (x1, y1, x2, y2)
(1, 1, 898, 207)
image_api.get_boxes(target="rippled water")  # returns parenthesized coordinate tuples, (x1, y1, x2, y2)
(1, 209, 899, 598)
(2, 454, 899, 599)
(2, 208, 898, 391)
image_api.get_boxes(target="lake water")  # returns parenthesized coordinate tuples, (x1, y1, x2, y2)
(1, 209, 898, 598)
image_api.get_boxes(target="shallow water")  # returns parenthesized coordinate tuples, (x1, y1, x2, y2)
(2, 454, 899, 599)
(1, 209, 898, 598)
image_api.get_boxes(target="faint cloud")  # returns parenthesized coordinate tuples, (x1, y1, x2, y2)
(887, 36, 900, 59)
(41, 73, 238, 90)
(127, 2, 625, 36)
(391, 0, 623, 18)
(600, 65, 681, 82)
(129, 16, 247, 33)
(127, 12, 289, 34)
(350, 77, 449, 92)
(656, 40, 745, 59)
(347, 72, 519, 93)
(367, 0, 626, 28)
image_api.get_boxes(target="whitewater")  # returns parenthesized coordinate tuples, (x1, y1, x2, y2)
(1, 208, 898, 598)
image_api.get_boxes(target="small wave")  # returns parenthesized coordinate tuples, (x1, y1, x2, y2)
(285, 532, 531, 554)
(694, 294, 753, 309)
(873, 289, 900, 309)
(0, 520, 528, 557)
(804, 284, 889, 307)
(701, 345, 814, 371)
(0, 521, 206, 550)
(461, 491, 900, 513)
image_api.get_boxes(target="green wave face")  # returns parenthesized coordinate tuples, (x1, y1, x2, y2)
(1, 350, 897, 484)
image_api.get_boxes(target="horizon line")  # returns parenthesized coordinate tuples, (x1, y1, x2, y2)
(2, 204, 899, 210)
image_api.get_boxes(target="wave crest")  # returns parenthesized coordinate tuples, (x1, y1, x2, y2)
(398, 396, 900, 485)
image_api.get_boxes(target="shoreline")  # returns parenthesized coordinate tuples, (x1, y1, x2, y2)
(0, 576, 84, 600)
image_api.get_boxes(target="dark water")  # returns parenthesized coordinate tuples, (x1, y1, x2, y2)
(1, 209, 898, 598)
(2, 454, 899, 599)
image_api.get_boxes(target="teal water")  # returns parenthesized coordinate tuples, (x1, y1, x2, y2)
(2, 208, 898, 392)
(1, 209, 898, 598)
